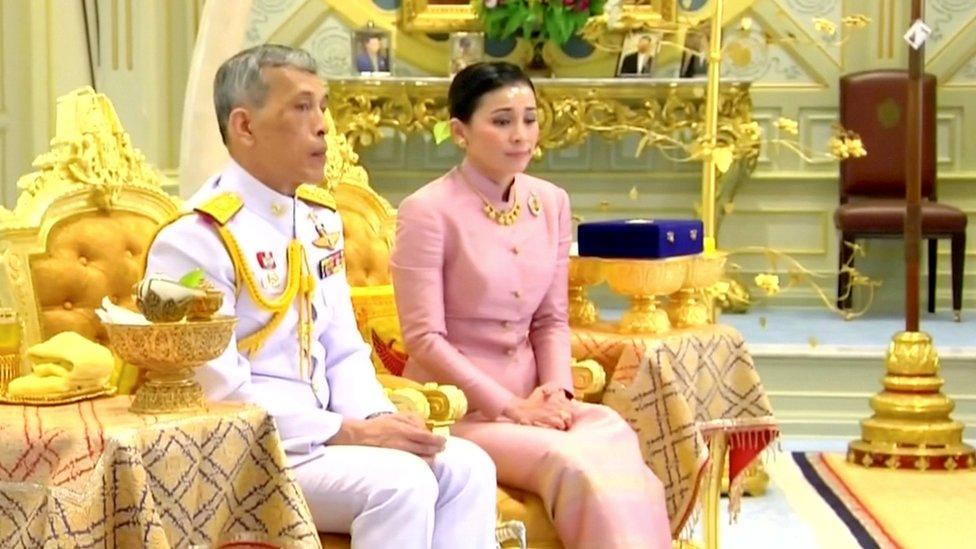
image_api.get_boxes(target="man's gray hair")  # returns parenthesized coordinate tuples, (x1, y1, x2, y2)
(213, 44, 319, 143)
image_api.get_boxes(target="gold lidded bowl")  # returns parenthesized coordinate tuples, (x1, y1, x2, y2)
(135, 276, 224, 322)
(104, 316, 235, 414)
(602, 256, 689, 334)
(187, 288, 224, 321)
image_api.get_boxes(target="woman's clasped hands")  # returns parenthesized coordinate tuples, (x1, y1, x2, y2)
(501, 382, 575, 430)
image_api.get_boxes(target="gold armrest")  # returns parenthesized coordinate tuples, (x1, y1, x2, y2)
(572, 359, 607, 403)
(377, 374, 468, 435)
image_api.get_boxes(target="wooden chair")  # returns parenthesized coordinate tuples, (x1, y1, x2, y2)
(835, 70, 967, 316)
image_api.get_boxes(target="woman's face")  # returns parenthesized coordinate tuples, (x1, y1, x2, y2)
(454, 83, 538, 183)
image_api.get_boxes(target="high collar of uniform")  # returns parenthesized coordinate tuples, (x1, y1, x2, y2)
(457, 159, 520, 207)
(220, 159, 296, 235)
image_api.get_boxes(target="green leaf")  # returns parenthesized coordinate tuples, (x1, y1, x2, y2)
(501, 9, 528, 39)
(179, 268, 205, 288)
(432, 120, 452, 145)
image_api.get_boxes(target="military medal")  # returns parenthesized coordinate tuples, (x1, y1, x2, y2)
(528, 192, 542, 217)
(310, 212, 341, 249)
(256, 251, 281, 289)
(318, 250, 345, 279)
(256, 251, 276, 269)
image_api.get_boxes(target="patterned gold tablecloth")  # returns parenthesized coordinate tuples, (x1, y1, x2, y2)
(0, 396, 319, 548)
(572, 322, 777, 536)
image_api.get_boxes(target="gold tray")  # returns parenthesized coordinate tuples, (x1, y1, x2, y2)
(0, 385, 117, 406)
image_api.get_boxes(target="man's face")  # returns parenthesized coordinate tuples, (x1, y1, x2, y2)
(365, 37, 381, 55)
(637, 37, 652, 54)
(234, 66, 327, 189)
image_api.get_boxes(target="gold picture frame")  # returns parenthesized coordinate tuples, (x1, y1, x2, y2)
(400, 0, 477, 33)
(399, 0, 678, 33)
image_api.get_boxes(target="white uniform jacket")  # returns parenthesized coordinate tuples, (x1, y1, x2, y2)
(146, 160, 395, 463)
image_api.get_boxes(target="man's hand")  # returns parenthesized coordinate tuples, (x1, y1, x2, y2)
(331, 412, 446, 461)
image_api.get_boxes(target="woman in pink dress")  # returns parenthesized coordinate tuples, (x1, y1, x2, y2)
(390, 62, 671, 549)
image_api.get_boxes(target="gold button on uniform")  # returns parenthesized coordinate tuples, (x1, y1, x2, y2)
(501, 320, 511, 329)
(513, 290, 521, 298)
(512, 247, 519, 255)
(507, 348, 516, 356)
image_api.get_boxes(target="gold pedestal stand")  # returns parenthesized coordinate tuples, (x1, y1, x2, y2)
(848, 331, 975, 470)
(568, 257, 603, 327)
(667, 252, 727, 328)
(604, 257, 689, 335)
(104, 317, 236, 414)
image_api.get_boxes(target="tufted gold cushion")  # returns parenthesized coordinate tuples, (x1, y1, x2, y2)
(29, 211, 159, 346)
(336, 184, 394, 287)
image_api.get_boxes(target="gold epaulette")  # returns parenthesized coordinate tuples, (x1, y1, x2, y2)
(194, 192, 244, 225)
(296, 184, 337, 211)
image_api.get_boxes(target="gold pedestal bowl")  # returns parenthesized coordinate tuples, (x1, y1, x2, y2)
(104, 316, 236, 414)
(603, 257, 689, 334)
(668, 252, 728, 328)
(568, 257, 604, 327)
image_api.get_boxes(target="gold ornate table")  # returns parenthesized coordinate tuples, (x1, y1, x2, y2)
(572, 322, 777, 535)
(0, 396, 319, 548)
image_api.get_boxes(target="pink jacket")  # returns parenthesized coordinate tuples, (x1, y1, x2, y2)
(390, 161, 573, 419)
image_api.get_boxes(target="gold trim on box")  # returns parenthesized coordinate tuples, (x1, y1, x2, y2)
(0, 384, 117, 406)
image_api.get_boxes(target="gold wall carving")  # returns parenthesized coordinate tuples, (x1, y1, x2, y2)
(328, 77, 758, 162)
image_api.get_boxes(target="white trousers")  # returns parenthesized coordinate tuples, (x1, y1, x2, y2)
(291, 437, 497, 549)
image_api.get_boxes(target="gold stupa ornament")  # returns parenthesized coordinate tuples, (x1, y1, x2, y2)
(848, 331, 975, 470)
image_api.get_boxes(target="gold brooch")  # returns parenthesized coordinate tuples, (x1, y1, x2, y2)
(528, 192, 542, 217)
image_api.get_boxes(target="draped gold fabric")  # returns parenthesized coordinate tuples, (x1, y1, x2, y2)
(572, 323, 778, 534)
(0, 397, 319, 548)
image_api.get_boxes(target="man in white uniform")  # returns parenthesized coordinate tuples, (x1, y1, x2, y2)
(145, 44, 496, 548)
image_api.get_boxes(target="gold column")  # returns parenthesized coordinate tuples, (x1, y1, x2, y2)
(699, 0, 725, 253)
(703, 432, 728, 549)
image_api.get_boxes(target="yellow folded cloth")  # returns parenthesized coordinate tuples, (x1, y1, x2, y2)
(6, 332, 115, 397)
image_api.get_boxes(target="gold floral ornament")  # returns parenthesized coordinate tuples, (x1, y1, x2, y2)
(753, 273, 781, 296)
(828, 129, 867, 160)
(720, 243, 883, 320)
(842, 14, 871, 29)
(812, 17, 837, 37)
(774, 117, 798, 135)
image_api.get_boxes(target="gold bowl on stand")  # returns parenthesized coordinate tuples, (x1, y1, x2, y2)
(568, 257, 604, 327)
(667, 252, 728, 328)
(104, 316, 236, 414)
(603, 257, 689, 334)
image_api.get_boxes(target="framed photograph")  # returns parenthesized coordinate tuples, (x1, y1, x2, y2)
(616, 32, 663, 77)
(401, 0, 477, 33)
(678, 25, 709, 78)
(448, 32, 484, 76)
(352, 28, 392, 76)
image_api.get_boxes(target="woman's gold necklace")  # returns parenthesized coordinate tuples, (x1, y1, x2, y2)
(456, 167, 521, 226)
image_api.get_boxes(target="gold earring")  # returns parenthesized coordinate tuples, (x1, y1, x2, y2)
(457, 138, 467, 149)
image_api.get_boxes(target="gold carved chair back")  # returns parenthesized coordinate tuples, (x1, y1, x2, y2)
(0, 88, 180, 349)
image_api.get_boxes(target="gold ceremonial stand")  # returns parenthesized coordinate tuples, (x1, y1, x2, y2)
(848, 0, 974, 472)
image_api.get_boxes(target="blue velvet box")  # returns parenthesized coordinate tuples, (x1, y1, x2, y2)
(577, 219, 704, 259)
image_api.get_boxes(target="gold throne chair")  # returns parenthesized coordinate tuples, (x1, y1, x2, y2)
(0, 88, 180, 355)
